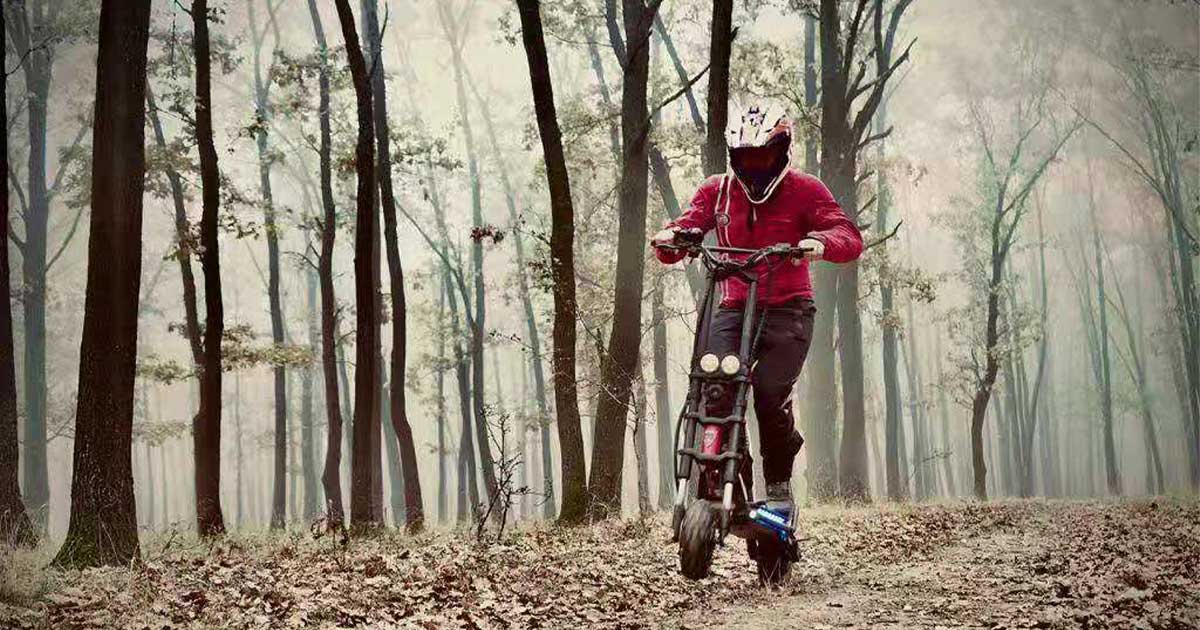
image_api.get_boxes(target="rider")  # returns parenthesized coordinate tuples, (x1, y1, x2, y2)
(651, 102, 863, 507)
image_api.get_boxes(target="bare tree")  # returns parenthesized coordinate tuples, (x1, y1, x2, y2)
(802, 9, 841, 502)
(333, 0, 384, 533)
(703, 0, 734, 176)
(6, 0, 93, 529)
(819, 0, 915, 501)
(362, 0, 424, 533)
(304, 0, 347, 532)
(0, 2, 35, 546)
(472, 85, 557, 520)
(964, 74, 1080, 501)
(192, 0, 227, 537)
(1087, 35, 1200, 489)
(438, 1, 501, 509)
(587, 0, 666, 520)
(244, 0, 290, 531)
(514, 0, 588, 524)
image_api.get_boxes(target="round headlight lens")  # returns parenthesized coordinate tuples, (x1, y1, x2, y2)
(720, 355, 741, 375)
(699, 353, 720, 373)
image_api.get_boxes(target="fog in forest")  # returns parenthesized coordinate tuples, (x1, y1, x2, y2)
(5, 0, 1198, 546)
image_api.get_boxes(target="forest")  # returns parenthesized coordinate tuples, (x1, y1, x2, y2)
(0, 0, 1197, 628)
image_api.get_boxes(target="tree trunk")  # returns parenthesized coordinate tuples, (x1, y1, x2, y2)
(633, 367, 651, 516)
(145, 87, 203, 368)
(52, 0, 151, 566)
(703, 0, 734, 176)
(448, 278, 480, 522)
(439, 6, 499, 507)
(802, 12, 838, 502)
(333, 0, 383, 533)
(363, 0, 423, 532)
(818, 0, 915, 503)
(245, 0, 290, 531)
(834, 219, 869, 500)
(234, 373, 245, 526)
(515, 0, 588, 524)
(933, 333, 957, 497)
(1019, 204, 1051, 498)
(145, 85, 216, 524)
(434, 272, 448, 523)
(1038, 363, 1060, 497)
(306, 0, 346, 530)
(823, 130, 868, 500)
(142, 437, 154, 531)
(652, 286, 674, 510)
(472, 86, 556, 520)
(190, 0, 228, 538)
(1131, 294, 1165, 495)
(9, 1, 56, 529)
(1090, 199, 1121, 496)
(970, 242, 1005, 501)
(159, 431, 168, 528)
(902, 297, 929, 500)
(876, 102, 905, 502)
(587, 0, 661, 520)
(1000, 344, 1019, 496)
(380, 365, 403, 524)
(302, 264, 321, 519)
(0, 5, 35, 543)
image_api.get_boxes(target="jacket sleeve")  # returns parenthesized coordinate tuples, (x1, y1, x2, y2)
(803, 177, 863, 264)
(654, 176, 720, 264)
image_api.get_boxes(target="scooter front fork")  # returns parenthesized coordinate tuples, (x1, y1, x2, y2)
(671, 478, 687, 541)
(720, 482, 734, 537)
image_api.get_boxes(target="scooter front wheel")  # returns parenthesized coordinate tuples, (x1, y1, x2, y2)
(678, 500, 717, 580)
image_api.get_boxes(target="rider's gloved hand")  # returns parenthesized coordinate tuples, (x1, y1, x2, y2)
(651, 228, 678, 248)
(794, 237, 825, 264)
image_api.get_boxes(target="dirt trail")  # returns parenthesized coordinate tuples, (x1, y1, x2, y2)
(679, 501, 1199, 629)
(3, 500, 1194, 629)
(702, 525, 1047, 628)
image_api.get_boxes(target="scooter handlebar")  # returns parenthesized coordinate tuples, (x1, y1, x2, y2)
(653, 240, 814, 267)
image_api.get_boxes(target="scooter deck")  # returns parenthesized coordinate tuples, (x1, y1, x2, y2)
(727, 501, 795, 541)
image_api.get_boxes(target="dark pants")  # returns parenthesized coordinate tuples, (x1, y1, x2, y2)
(706, 299, 814, 486)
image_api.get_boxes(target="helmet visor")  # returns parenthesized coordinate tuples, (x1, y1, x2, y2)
(730, 139, 789, 201)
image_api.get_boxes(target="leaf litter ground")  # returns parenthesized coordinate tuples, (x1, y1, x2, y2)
(1, 499, 1195, 629)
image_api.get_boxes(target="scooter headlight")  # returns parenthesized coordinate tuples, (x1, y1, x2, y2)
(720, 355, 741, 375)
(699, 353, 720, 373)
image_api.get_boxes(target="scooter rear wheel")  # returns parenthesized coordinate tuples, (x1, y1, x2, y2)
(754, 535, 792, 586)
(678, 500, 717, 580)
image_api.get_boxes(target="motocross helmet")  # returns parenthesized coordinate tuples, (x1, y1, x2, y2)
(726, 103, 793, 204)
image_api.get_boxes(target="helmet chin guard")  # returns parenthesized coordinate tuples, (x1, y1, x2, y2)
(732, 151, 791, 205)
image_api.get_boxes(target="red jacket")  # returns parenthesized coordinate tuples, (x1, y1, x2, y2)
(655, 169, 863, 306)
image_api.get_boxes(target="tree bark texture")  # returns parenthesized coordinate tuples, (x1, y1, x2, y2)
(52, 0, 152, 566)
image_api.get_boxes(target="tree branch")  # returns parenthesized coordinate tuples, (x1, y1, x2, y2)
(864, 219, 902, 251)
(7, 166, 29, 220)
(604, 0, 627, 69)
(653, 14, 705, 133)
(851, 38, 915, 140)
(7, 221, 26, 255)
(647, 62, 711, 123)
(840, 0, 871, 88)
(856, 125, 893, 152)
(44, 204, 85, 272)
(48, 121, 91, 196)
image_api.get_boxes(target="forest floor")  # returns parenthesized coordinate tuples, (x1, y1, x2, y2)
(0, 499, 1196, 629)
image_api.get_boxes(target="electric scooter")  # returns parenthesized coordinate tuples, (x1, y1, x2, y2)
(656, 228, 808, 586)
